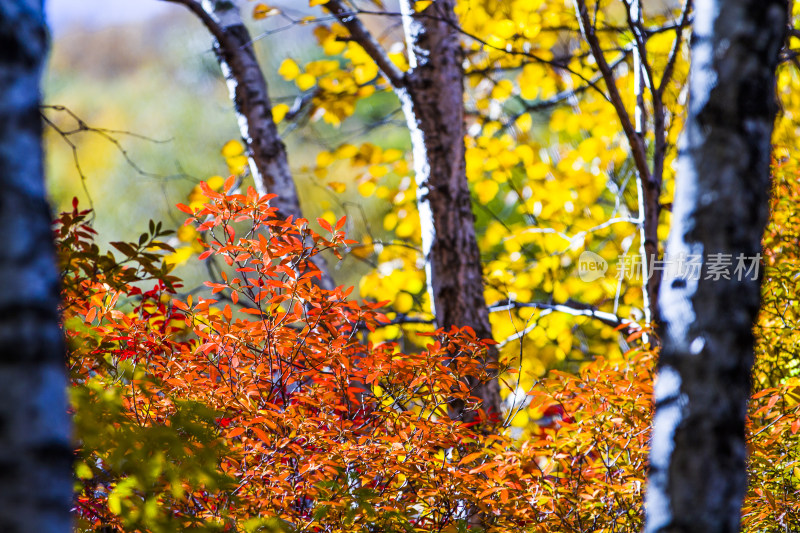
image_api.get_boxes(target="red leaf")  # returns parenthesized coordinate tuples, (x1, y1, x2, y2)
(200, 181, 222, 199)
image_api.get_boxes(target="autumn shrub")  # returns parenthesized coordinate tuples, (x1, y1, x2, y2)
(63, 181, 800, 532)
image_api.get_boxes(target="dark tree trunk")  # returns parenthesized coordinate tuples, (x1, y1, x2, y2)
(323, 0, 501, 422)
(645, 1, 787, 532)
(0, 1, 73, 531)
(396, 0, 501, 421)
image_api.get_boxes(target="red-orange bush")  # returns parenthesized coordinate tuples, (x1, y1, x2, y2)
(63, 182, 800, 533)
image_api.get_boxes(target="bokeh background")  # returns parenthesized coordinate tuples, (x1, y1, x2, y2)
(44, 0, 399, 291)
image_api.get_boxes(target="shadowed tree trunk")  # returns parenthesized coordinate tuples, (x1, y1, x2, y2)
(0, 1, 72, 531)
(163, 0, 335, 290)
(645, 1, 787, 531)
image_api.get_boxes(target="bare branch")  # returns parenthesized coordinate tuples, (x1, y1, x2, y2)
(489, 299, 637, 332)
(572, 0, 651, 184)
(657, 0, 693, 98)
(162, 0, 227, 44)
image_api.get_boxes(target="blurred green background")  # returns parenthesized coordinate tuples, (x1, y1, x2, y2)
(44, 2, 405, 290)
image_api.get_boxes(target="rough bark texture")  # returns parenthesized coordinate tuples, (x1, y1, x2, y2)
(645, 1, 786, 532)
(165, 0, 334, 289)
(397, 0, 501, 421)
(0, 1, 73, 531)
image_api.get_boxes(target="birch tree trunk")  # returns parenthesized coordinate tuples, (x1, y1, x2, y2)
(645, 1, 787, 531)
(396, 0, 501, 421)
(0, 1, 73, 531)
(323, 0, 501, 420)
(165, 0, 334, 289)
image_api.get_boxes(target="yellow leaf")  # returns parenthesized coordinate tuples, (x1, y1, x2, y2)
(323, 37, 346, 56)
(382, 148, 404, 162)
(295, 73, 317, 91)
(278, 58, 301, 81)
(177, 225, 198, 243)
(515, 113, 532, 132)
(306, 59, 340, 77)
(253, 3, 280, 19)
(206, 175, 225, 191)
(475, 179, 499, 204)
(316, 151, 335, 168)
(511, 410, 530, 428)
(336, 144, 358, 158)
(368, 164, 388, 178)
(350, 238, 374, 260)
(108, 492, 121, 515)
(165, 246, 194, 267)
(415, 1, 433, 11)
(358, 180, 376, 197)
(491, 79, 514, 100)
(395, 217, 416, 238)
(221, 139, 244, 158)
(226, 155, 249, 175)
(75, 461, 93, 480)
(383, 212, 398, 231)
(492, 19, 517, 40)
(272, 103, 289, 123)
(394, 292, 413, 313)
(319, 210, 336, 227)
(519, 64, 542, 100)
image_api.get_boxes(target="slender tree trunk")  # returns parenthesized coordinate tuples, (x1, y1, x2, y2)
(645, 2, 786, 532)
(165, 0, 334, 289)
(323, 0, 501, 422)
(0, 1, 72, 531)
(396, 0, 501, 421)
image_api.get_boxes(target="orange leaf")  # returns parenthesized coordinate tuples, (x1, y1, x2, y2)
(252, 427, 270, 443)
(227, 427, 245, 438)
(459, 452, 484, 465)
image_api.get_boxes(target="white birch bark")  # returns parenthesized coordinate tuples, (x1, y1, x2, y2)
(165, 0, 335, 289)
(645, 1, 787, 531)
(396, 0, 501, 421)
